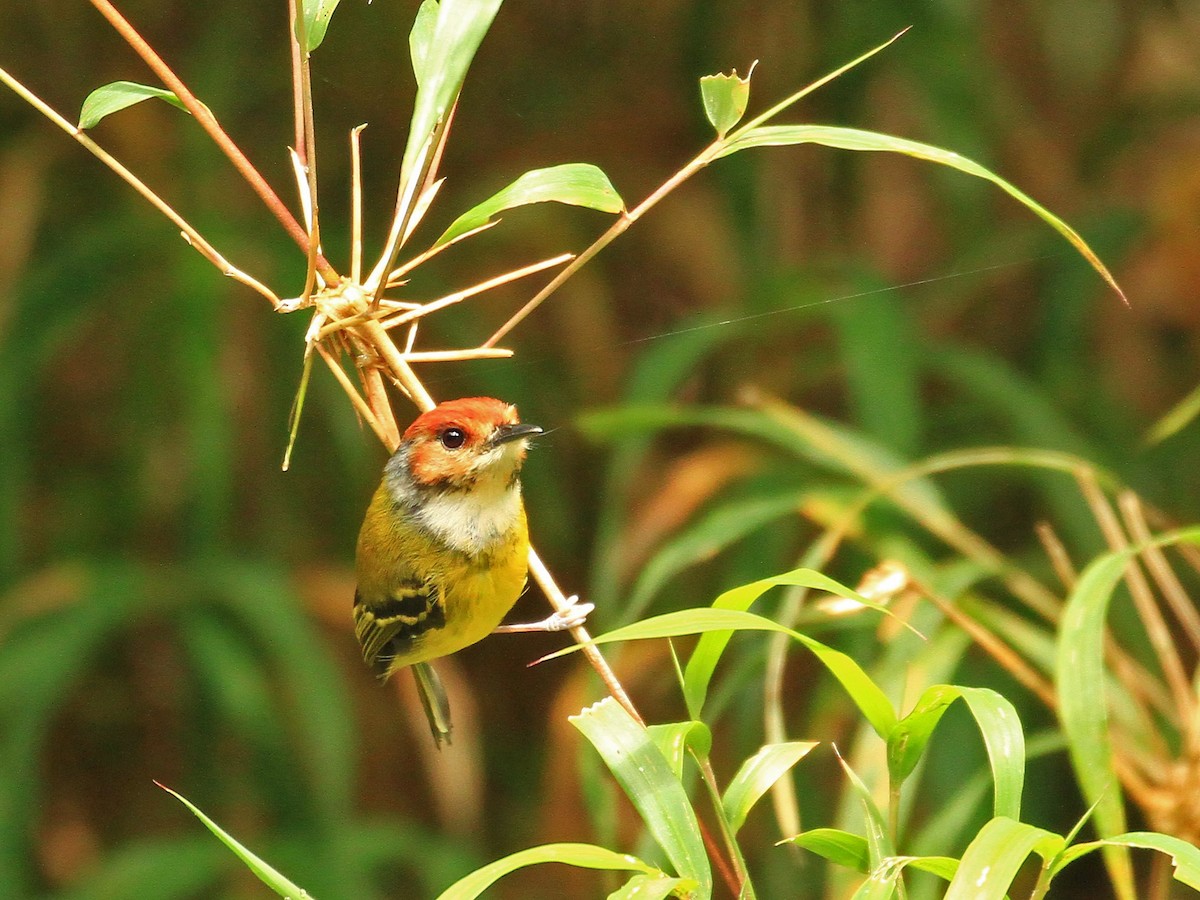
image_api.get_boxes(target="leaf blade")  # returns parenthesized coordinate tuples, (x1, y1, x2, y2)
(79, 81, 191, 129)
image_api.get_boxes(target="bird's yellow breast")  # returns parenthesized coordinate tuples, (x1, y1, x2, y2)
(354, 482, 530, 672)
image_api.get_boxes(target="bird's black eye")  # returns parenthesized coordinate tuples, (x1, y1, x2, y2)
(439, 427, 467, 449)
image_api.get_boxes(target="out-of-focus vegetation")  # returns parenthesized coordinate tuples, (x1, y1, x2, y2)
(2, 1, 1200, 898)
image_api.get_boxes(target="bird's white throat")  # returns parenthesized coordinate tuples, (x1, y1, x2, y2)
(411, 480, 523, 555)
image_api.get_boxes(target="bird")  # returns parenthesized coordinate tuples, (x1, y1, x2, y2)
(353, 397, 591, 745)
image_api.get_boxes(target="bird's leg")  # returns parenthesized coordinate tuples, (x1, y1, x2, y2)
(493, 595, 594, 634)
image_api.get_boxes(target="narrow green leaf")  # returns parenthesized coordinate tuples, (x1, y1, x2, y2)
(887, 684, 1024, 820)
(785, 828, 869, 873)
(435, 842, 659, 900)
(156, 783, 310, 899)
(436, 163, 623, 246)
(837, 750, 894, 868)
(1145, 381, 1200, 445)
(1055, 550, 1134, 893)
(544, 605, 896, 740)
(607, 873, 695, 900)
(681, 568, 897, 733)
(722, 742, 817, 835)
(943, 817, 1061, 900)
(716, 125, 1125, 304)
(1055, 833, 1200, 891)
(646, 721, 712, 779)
(409, 0, 440, 85)
(570, 699, 712, 899)
(298, 0, 341, 51)
(398, 0, 503, 204)
(78, 82, 191, 129)
(699, 66, 753, 137)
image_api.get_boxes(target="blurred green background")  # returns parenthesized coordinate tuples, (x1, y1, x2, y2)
(2, 1, 1199, 897)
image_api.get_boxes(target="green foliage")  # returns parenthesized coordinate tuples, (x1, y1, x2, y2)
(4, 0, 1200, 897)
(78, 81, 193, 129)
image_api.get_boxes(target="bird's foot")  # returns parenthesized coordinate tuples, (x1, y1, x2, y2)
(494, 595, 595, 634)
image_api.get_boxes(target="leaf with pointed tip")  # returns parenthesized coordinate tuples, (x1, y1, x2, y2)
(571, 699, 712, 899)
(409, 0, 440, 86)
(887, 684, 1024, 820)
(79, 82, 192, 129)
(646, 721, 712, 780)
(1054, 832, 1200, 891)
(156, 783, 309, 899)
(700, 67, 752, 137)
(298, 0, 341, 51)
(543, 605, 896, 741)
(786, 828, 869, 873)
(715, 125, 1126, 305)
(436, 163, 623, 246)
(722, 741, 817, 835)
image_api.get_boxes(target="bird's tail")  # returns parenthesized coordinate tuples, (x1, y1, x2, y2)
(412, 661, 452, 747)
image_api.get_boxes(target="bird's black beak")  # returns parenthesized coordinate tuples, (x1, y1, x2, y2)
(489, 422, 543, 448)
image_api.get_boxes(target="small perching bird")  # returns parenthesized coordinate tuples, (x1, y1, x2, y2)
(353, 397, 591, 745)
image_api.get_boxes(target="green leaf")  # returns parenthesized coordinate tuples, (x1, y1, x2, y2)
(699, 66, 753, 137)
(722, 741, 817, 835)
(837, 751, 894, 869)
(785, 828, 869, 873)
(398, 0, 503, 206)
(409, 0, 440, 85)
(1145, 381, 1200, 445)
(1055, 550, 1133, 893)
(78, 81, 191, 129)
(545, 605, 896, 740)
(716, 125, 1125, 304)
(680, 569, 897, 734)
(607, 873, 696, 900)
(435, 842, 660, 900)
(1055, 832, 1200, 891)
(156, 783, 310, 899)
(436, 163, 623, 246)
(297, 0, 341, 52)
(943, 817, 1061, 900)
(887, 684, 1024, 820)
(571, 699, 711, 898)
(646, 721, 712, 779)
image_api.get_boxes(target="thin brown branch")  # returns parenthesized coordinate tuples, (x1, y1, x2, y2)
(484, 147, 719, 347)
(924, 585, 1057, 709)
(350, 125, 367, 284)
(378, 254, 574, 332)
(1035, 521, 1077, 591)
(0, 64, 280, 307)
(1119, 492, 1200, 655)
(1076, 470, 1196, 731)
(286, 0, 305, 155)
(87, 0, 339, 283)
(317, 344, 391, 447)
(401, 348, 513, 363)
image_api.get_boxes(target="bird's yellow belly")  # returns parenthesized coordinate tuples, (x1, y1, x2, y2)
(401, 559, 526, 665)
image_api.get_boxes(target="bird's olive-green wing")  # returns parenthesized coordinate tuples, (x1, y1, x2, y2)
(353, 577, 446, 671)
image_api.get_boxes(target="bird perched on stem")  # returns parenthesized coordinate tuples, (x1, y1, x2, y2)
(354, 397, 591, 745)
